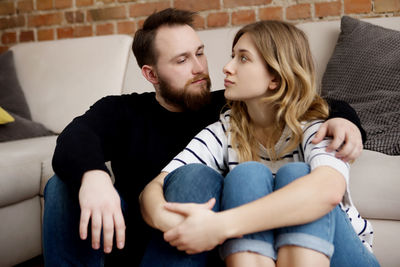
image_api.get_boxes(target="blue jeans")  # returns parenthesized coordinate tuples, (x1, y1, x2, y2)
(140, 162, 380, 267)
(43, 175, 133, 267)
(43, 175, 105, 266)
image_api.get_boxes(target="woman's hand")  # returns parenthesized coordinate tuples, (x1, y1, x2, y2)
(163, 198, 227, 254)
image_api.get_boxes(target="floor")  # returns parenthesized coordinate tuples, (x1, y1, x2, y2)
(14, 255, 44, 267)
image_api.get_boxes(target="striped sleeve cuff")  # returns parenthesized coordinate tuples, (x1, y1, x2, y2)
(310, 154, 350, 184)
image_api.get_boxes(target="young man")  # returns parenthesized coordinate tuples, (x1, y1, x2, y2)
(43, 8, 365, 266)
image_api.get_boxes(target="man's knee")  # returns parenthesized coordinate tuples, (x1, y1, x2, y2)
(44, 174, 79, 211)
(44, 175, 66, 199)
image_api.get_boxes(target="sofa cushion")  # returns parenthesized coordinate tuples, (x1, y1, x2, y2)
(0, 197, 42, 267)
(350, 150, 400, 221)
(321, 16, 400, 155)
(0, 50, 54, 142)
(0, 50, 31, 120)
(10, 35, 133, 133)
(0, 136, 56, 207)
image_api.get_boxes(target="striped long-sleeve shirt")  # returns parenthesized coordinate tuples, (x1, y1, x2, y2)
(162, 109, 374, 252)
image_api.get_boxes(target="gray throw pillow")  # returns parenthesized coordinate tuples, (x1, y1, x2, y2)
(0, 50, 54, 142)
(0, 50, 31, 120)
(0, 111, 53, 142)
(321, 16, 400, 155)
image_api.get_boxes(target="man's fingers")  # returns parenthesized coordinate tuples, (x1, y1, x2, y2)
(114, 211, 126, 249)
(91, 211, 102, 250)
(102, 214, 114, 253)
(335, 139, 353, 159)
(79, 209, 91, 240)
(327, 132, 345, 152)
(339, 143, 362, 162)
(312, 123, 327, 144)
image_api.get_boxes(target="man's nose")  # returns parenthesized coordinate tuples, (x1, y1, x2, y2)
(192, 57, 205, 74)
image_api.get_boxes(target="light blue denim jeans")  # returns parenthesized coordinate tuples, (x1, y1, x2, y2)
(140, 162, 380, 267)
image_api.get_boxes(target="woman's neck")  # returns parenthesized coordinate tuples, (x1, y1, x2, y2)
(245, 98, 276, 129)
(244, 98, 280, 148)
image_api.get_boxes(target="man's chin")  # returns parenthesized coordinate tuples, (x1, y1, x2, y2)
(158, 76, 212, 111)
(183, 88, 211, 111)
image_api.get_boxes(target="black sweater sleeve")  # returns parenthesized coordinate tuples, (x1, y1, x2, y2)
(326, 99, 367, 144)
(52, 95, 126, 187)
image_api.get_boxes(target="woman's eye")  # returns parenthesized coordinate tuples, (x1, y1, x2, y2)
(177, 58, 186, 64)
(240, 56, 248, 62)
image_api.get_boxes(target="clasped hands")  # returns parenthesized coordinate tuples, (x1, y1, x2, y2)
(162, 198, 230, 254)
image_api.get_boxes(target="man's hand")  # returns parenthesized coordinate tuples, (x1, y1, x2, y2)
(79, 170, 126, 254)
(312, 118, 363, 162)
(163, 198, 227, 254)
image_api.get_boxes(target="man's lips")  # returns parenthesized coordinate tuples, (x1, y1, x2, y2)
(192, 78, 206, 84)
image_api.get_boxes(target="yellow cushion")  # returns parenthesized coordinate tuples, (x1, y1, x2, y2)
(0, 106, 15, 124)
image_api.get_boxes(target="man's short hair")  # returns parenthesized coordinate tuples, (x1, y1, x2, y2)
(132, 8, 196, 68)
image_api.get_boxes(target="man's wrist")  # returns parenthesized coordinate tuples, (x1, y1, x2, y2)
(81, 169, 111, 184)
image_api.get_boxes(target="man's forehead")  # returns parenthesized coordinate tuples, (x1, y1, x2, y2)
(154, 25, 203, 58)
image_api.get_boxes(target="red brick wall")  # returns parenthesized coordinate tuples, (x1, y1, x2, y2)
(0, 0, 399, 53)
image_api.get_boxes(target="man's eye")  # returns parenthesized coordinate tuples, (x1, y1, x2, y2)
(196, 52, 204, 56)
(177, 58, 186, 64)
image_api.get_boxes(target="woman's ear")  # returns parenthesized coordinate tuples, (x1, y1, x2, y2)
(141, 65, 159, 85)
(268, 76, 280, 90)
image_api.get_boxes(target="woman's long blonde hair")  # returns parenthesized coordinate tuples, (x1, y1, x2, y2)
(229, 20, 329, 162)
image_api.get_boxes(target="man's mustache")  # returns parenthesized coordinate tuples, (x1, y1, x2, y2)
(185, 74, 211, 87)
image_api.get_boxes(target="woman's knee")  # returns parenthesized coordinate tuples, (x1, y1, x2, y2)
(275, 162, 310, 189)
(164, 164, 223, 188)
(222, 162, 274, 209)
(225, 161, 273, 187)
(163, 164, 224, 207)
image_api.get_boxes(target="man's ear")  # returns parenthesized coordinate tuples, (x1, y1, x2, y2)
(142, 65, 158, 85)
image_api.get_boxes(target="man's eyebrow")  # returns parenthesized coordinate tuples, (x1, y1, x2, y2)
(171, 45, 205, 60)
(197, 44, 205, 51)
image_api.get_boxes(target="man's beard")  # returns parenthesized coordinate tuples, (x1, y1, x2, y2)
(159, 74, 212, 111)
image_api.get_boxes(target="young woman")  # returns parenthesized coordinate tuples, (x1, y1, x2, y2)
(140, 21, 379, 267)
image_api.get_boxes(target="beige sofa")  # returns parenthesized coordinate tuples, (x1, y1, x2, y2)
(0, 16, 399, 267)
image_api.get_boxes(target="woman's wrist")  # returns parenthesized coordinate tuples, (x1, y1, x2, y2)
(217, 210, 241, 240)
